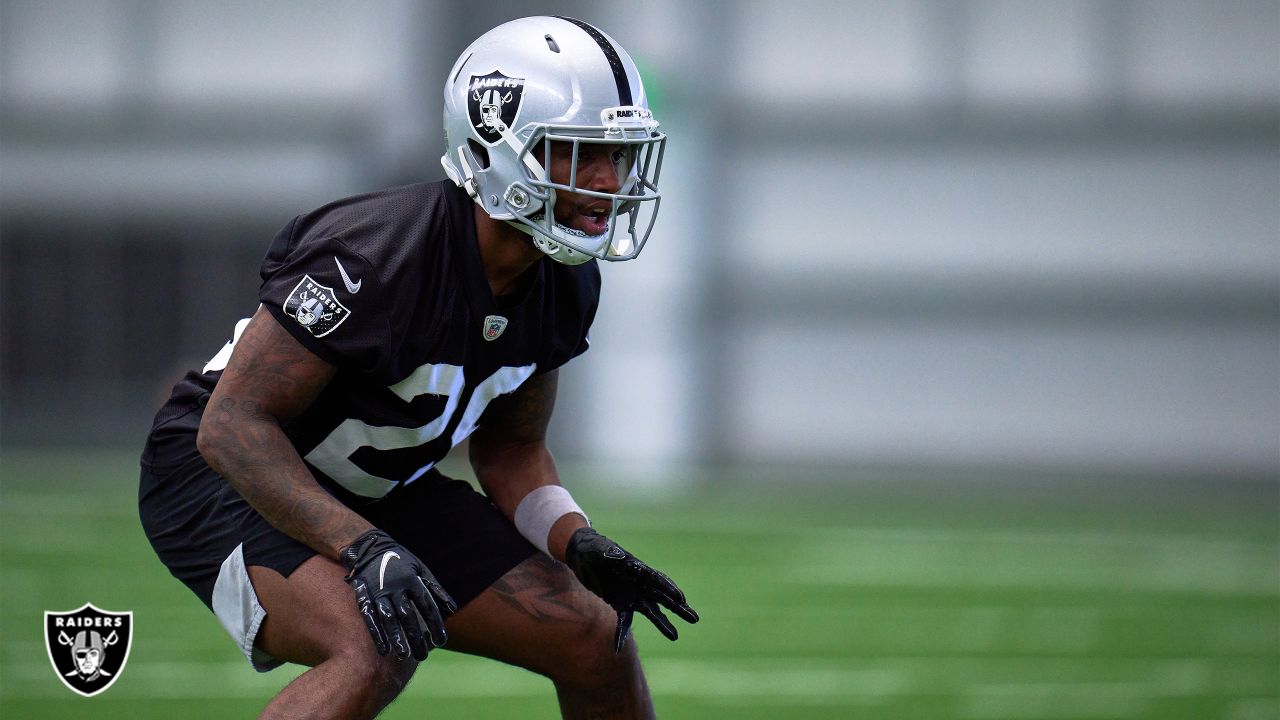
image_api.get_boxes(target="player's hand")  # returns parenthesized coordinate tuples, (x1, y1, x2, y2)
(564, 527, 699, 652)
(339, 529, 457, 661)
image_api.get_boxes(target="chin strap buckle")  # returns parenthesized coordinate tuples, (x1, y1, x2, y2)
(457, 148, 481, 199)
(442, 148, 481, 199)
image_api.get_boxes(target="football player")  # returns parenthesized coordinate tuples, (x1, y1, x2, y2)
(139, 16, 696, 719)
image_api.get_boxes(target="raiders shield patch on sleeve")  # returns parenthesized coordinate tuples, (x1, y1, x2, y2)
(284, 275, 351, 337)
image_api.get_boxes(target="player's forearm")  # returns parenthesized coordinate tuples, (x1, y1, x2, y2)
(197, 406, 372, 559)
(471, 439, 558, 517)
(471, 440, 587, 561)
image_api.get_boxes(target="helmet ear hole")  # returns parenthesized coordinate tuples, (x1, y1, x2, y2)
(467, 139, 491, 170)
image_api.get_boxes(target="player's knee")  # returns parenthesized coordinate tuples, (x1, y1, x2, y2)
(548, 608, 639, 690)
(333, 646, 418, 707)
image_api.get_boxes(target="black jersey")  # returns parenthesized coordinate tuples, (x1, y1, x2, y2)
(156, 180, 600, 503)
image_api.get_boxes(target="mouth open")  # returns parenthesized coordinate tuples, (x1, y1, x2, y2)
(576, 205, 610, 236)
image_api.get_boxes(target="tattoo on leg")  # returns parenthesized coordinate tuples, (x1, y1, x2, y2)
(489, 554, 592, 624)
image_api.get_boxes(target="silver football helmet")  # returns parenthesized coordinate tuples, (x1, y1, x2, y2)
(441, 16, 665, 265)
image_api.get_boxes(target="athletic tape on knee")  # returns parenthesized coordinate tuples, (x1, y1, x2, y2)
(513, 485, 588, 555)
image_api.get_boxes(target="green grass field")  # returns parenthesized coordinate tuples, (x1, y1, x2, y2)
(2, 449, 1276, 719)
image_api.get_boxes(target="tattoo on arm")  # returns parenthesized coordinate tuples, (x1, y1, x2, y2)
(479, 369, 558, 445)
(199, 307, 372, 558)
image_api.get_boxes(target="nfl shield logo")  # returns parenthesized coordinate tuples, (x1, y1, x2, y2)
(44, 603, 133, 697)
(483, 314, 509, 341)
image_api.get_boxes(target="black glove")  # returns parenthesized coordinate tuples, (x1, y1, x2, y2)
(339, 529, 457, 661)
(564, 527, 699, 652)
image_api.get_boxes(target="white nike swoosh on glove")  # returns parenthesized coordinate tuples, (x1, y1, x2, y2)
(378, 551, 400, 590)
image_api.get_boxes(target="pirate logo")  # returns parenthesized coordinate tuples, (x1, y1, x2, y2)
(467, 71, 526, 145)
(283, 274, 351, 338)
(44, 603, 133, 697)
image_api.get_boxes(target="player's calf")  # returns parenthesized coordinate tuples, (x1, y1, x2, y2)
(526, 570, 655, 718)
(537, 606, 653, 720)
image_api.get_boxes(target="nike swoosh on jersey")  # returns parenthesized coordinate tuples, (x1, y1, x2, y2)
(378, 550, 400, 590)
(335, 257, 362, 294)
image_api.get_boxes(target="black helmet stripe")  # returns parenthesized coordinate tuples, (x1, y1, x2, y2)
(554, 16, 633, 106)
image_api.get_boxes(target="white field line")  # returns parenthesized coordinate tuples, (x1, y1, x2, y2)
(955, 684, 1279, 720)
(1, 656, 1269, 703)
(806, 525, 1273, 556)
(1, 493, 138, 518)
(959, 682, 1153, 719)
(782, 526, 1279, 596)
(608, 514, 1275, 556)
(0, 658, 932, 703)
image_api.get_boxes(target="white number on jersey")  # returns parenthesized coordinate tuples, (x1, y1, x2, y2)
(202, 316, 537, 498)
(304, 363, 536, 497)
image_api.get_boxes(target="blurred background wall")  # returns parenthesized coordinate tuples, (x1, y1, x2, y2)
(2, 0, 1277, 481)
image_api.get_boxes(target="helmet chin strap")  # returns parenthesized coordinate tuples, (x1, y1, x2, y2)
(515, 212, 637, 265)
(512, 215, 594, 266)
(498, 124, 546, 182)
(608, 226, 634, 257)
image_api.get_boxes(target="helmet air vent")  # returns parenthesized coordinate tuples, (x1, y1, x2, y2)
(544, 34, 560, 53)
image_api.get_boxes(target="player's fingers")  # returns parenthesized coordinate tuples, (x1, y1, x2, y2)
(613, 610, 634, 654)
(426, 577, 458, 616)
(376, 596, 410, 660)
(395, 592, 430, 661)
(637, 601, 679, 642)
(358, 602, 389, 656)
(360, 605, 390, 656)
(409, 579, 449, 648)
(636, 566, 700, 624)
(350, 580, 390, 656)
(661, 598, 699, 625)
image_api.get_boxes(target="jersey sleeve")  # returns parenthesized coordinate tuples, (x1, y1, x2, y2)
(258, 215, 391, 373)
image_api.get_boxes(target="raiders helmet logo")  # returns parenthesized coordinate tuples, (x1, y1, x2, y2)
(283, 275, 351, 338)
(467, 71, 526, 146)
(44, 603, 133, 697)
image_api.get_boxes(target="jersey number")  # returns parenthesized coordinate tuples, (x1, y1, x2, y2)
(303, 362, 535, 497)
